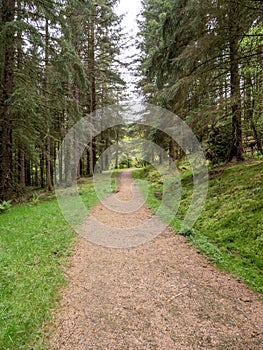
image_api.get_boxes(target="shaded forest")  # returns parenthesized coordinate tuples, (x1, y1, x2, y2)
(1, 0, 263, 201)
(137, 0, 263, 163)
(0, 0, 125, 200)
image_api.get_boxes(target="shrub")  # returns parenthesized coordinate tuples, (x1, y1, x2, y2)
(0, 200, 12, 214)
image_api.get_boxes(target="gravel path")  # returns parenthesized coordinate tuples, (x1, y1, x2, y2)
(50, 170, 263, 350)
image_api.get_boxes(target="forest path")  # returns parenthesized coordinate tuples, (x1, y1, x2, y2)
(50, 170, 263, 350)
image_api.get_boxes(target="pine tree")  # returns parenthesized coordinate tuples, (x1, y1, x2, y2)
(138, 0, 263, 163)
(0, 0, 124, 199)
(0, 0, 16, 199)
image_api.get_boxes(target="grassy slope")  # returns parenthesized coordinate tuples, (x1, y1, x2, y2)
(0, 173, 117, 350)
(133, 160, 263, 293)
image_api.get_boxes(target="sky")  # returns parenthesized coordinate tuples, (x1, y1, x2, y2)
(115, 0, 142, 35)
(115, 0, 143, 99)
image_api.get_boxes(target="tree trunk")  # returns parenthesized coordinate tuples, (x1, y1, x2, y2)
(92, 139, 96, 172)
(244, 73, 263, 155)
(169, 139, 175, 167)
(0, 0, 15, 199)
(25, 159, 31, 186)
(87, 147, 91, 176)
(105, 136, 110, 170)
(89, 143, 93, 176)
(19, 149, 26, 189)
(256, 42, 263, 155)
(17, 2, 26, 191)
(79, 158, 83, 177)
(34, 162, 38, 187)
(53, 142, 57, 185)
(115, 129, 119, 169)
(89, 16, 96, 114)
(40, 149, 45, 188)
(59, 142, 63, 185)
(65, 138, 72, 187)
(86, 14, 96, 175)
(44, 19, 53, 191)
(228, 15, 244, 161)
(46, 132, 53, 191)
(251, 121, 263, 155)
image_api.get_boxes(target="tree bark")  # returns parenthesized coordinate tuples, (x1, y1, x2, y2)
(105, 135, 110, 170)
(169, 139, 175, 168)
(46, 132, 53, 191)
(86, 147, 91, 176)
(17, 1, 25, 191)
(92, 139, 97, 172)
(44, 19, 53, 191)
(25, 159, 31, 186)
(89, 17, 96, 114)
(40, 149, 45, 188)
(228, 11, 244, 162)
(244, 73, 263, 155)
(19, 149, 25, 189)
(0, 0, 15, 199)
(86, 13, 96, 175)
(115, 129, 119, 169)
(89, 142, 93, 175)
(65, 138, 72, 187)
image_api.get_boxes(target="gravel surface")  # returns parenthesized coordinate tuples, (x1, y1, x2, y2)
(50, 170, 263, 350)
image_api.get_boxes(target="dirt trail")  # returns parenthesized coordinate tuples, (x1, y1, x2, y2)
(50, 170, 263, 350)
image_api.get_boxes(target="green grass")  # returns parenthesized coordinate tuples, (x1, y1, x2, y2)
(0, 200, 74, 349)
(0, 172, 118, 349)
(79, 169, 119, 209)
(133, 160, 263, 293)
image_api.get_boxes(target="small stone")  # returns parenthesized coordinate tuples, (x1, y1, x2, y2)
(241, 298, 252, 303)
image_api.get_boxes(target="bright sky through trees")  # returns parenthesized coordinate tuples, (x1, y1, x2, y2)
(115, 0, 142, 99)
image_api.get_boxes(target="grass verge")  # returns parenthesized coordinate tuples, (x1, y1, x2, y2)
(0, 172, 118, 349)
(132, 160, 263, 293)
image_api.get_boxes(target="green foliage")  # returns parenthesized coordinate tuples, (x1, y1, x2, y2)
(206, 124, 232, 164)
(137, 0, 173, 101)
(138, 0, 263, 161)
(31, 192, 40, 206)
(180, 226, 195, 238)
(0, 200, 12, 214)
(0, 0, 125, 199)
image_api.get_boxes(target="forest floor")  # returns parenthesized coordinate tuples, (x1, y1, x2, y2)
(50, 170, 263, 350)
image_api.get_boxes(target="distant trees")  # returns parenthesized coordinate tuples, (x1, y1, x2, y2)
(137, 0, 263, 163)
(2, 1, 262, 200)
(0, 0, 125, 200)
